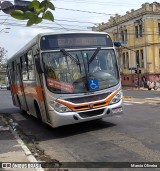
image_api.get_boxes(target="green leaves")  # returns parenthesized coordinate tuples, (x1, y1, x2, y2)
(43, 11, 54, 21)
(11, 10, 25, 20)
(27, 16, 42, 26)
(47, 1, 55, 10)
(11, 0, 55, 26)
(29, 0, 40, 9)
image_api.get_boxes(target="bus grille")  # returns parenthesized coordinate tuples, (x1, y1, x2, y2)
(66, 92, 112, 103)
(78, 109, 105, 118)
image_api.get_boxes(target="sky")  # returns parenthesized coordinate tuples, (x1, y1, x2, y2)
(0, 0, 157, 59)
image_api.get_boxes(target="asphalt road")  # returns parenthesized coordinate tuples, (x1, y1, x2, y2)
(1, 90, 160, 171)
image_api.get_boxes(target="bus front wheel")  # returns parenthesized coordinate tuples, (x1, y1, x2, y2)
(34, 101, 42, 122)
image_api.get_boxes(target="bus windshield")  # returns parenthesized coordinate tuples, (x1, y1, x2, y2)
(42, 49, 119, 94)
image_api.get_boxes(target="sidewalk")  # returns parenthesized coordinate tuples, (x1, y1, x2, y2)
(0, 114, 43, 171)
(122, 86, 148, 91)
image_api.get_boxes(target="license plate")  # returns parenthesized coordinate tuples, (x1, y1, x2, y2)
(112, 107, 123, 114)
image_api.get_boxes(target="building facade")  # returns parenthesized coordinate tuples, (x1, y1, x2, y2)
(92, 2, 160, 87)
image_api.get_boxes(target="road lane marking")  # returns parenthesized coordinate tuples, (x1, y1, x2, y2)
(145, 97, 160, 100)
(124, 101, 144, 104)
(123, 103, 133, 106)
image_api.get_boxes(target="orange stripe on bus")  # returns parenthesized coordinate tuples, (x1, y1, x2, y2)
(56, 89, 120, 112)
(36, 86, 44, 101)
(11, 84, 44, 102)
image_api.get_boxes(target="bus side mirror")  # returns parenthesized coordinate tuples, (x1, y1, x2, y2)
(114, 42, 121, 47)
(35, 58, 43, 73)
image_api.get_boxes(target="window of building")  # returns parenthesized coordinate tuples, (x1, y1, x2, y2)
(140, 49, 144, 68)
(139, 25, 143, 37)
(126, 52, 129, 69)
(123, 52, 126, 69)
(158, 23, 160, 36)
(122, 52, 129, 69)
(136, 50, 140, 67)
(159, 48, 160, 69)
(135, 26, 138, 38)
(124, 29, 128, 41)
(121, 31, 124, 41)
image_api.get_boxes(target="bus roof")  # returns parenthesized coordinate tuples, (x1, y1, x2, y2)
(8, 31, 110, 63)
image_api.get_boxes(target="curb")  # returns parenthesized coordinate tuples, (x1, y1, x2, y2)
(9, 126, 44, 171)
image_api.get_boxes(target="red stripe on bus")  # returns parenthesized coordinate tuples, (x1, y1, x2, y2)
(11, 84, 44, 102)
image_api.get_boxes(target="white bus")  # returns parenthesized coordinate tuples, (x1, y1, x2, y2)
(7, 31, 123, 128)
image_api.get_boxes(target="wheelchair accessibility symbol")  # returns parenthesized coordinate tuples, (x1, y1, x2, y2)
(88, 80, 99, 91)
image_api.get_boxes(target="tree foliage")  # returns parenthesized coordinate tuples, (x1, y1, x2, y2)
(11, 0, 55, 26)
(0, 47, 7, 64)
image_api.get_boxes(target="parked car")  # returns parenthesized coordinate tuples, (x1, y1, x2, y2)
(1, 84, 7, 89)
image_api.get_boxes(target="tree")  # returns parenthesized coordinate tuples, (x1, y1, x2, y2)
(1, 0, 55, 26)
(0, 47, 7, 64)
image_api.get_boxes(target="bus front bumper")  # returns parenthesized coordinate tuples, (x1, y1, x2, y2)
(49, 100, 123, 128)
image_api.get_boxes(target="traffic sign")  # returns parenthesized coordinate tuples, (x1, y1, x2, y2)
(129, 67, 136, 70)
(120, 41, 127, 45)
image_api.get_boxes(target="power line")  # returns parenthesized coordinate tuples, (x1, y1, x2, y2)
(2, 21, 160, 35)
(55, 0, 139, 7)
(0, 14, 107, 25)
(55, 19, 96, 24)
(1, 22, 89, 31)
(1, 17, 160, 30)
(54, 21, 69, 31)
(1, 17, 160, 32)
(0, 18, 90, 29)
(55, 7, 115, 16)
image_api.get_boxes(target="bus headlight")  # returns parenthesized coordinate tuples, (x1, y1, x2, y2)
(49, 101, 72, 113)
(109, 90, 123, 105)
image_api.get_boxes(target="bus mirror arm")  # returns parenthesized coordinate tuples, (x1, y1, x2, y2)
(35, 58, 44, 73)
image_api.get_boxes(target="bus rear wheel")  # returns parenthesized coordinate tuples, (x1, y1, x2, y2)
(17, 96, 27, 114)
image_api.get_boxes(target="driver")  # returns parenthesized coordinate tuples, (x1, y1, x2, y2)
(90, 58, 101, 73)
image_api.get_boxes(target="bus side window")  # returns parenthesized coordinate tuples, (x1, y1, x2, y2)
(22, 55, 28, 81)
(27, 50, 36, 80)
(11, 61, 16, 83)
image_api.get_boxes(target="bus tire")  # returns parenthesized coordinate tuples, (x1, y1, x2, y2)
(34, 101, 42, 121)
(17, 96, 27, 114)
(34, 101, 50, 129)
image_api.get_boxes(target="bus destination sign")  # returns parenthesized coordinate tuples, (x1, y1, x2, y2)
(40, 34, 113, 50)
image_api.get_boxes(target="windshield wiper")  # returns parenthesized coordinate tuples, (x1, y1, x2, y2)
(88, 47, 101, 64)
(60, 49, 79, 65)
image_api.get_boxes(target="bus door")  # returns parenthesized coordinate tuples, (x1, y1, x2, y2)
(16, 63, 28, 111)
(7, 68, 16, 105)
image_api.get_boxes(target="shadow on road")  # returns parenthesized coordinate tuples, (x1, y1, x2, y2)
(11, 112, 116, 141)
(0, 107, 20, 114)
